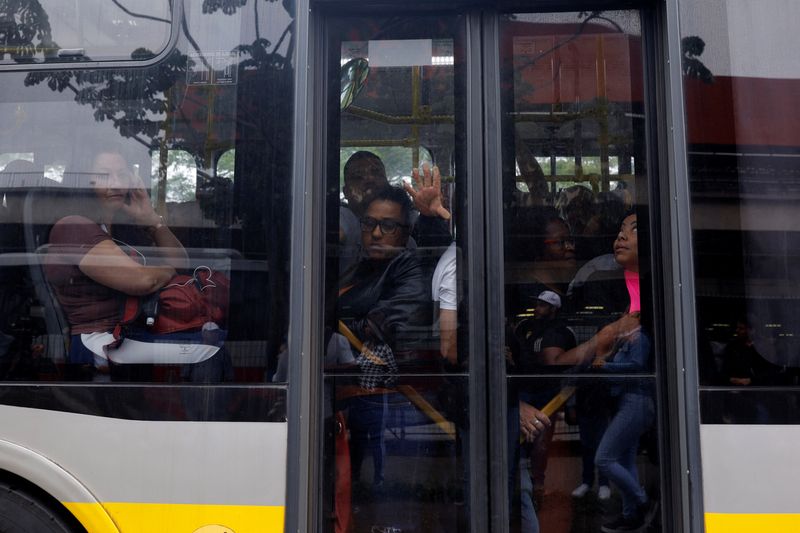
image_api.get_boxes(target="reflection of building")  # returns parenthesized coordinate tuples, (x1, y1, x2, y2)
(684, 74, 800, 364)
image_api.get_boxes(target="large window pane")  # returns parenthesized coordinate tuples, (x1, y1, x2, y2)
(0, 0, 173, 64)
(0, 0, 294, 383)
(323, 16, 468, 532)
(500, 11, 662, 532)
(680, 1, 800, 528)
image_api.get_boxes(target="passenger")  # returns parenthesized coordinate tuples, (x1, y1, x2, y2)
(507, 378, 550, 533)
(578, 191, 627, 261)
(555, 213, 658, 533)
(513, 290, 577, 527)
(340, 152, 451, 275)
(432, 241, 458, 366)
(43, 147, 227, 381)
(507, 209, 577, 325)
(563, 192, 626, 502)
(403, 161, 456, 364)
(337, 185, 429, 494)
(340, 151, 390, 274)
(343, 151, 390, 218)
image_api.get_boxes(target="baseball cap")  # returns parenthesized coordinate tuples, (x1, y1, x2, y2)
(537, 290, 561, 309)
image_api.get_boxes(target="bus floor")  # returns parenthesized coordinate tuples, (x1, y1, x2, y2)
(345, 438, 660, 533)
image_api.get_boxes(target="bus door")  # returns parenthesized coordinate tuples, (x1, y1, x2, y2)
(319, 7, 673, 533)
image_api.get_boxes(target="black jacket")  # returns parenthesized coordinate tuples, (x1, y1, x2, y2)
(338, 249, 431, 354)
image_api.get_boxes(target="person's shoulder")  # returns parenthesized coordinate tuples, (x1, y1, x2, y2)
(53, 215, 97, 227)
(49, 216, 107, 246)
(392, 248, 422, 268)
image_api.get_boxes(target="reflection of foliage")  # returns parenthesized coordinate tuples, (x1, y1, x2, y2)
(0, 0, 56, 62)
(203, 0, 295, 18)
(682, 36, 713, 83)
(217, 150, 235, 179)
(203, 0, 248, 15)
(153, 149, 197, 203)
(25, 49, 188, 147)
(578, 11, 624, 32)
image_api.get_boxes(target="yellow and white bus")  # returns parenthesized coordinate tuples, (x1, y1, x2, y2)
(0, 1, 799, 532)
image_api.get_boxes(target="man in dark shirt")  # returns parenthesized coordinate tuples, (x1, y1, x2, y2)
(512, 290, 577, 532)
(516, 290, 577, 372)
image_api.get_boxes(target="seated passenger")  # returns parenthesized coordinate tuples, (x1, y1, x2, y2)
(43, 147, 226, 380)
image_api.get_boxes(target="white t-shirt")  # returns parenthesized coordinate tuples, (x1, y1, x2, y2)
(432, 242, 458, 311)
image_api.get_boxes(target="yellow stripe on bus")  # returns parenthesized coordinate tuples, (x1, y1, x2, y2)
(706, 513, 800, 532)
(64, 501, 285, 533)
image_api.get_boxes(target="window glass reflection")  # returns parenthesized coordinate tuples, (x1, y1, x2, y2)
(0, 1, 295, 384)
(501, 10, 662, 533)
(681, 1, 800, 392)
(0, 0, 172, 64)
(325, 16, 467, 533)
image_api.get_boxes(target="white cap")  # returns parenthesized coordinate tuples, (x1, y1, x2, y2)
(537, 290, 561, 309)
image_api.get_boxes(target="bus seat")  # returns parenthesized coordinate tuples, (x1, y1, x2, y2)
(22, 186, 72, 346)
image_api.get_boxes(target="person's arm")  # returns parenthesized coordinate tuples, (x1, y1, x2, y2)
(537, 346, 567, 366)
(346, 252, 429, 347)
(594, 330, 651, 372)
(123, 176, 189, 269)
(439, 308, 458, 365)
(552, 313, 638, 366)
(79, 240, 176, 296)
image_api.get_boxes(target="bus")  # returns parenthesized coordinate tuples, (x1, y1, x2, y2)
(0, 0, 798, 532)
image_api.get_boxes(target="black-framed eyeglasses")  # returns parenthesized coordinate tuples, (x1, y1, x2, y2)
(543, 238, 575, 248)
(360, 216, 408, 235)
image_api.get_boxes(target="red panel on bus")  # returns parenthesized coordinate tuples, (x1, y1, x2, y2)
(685, 76, 800, 148)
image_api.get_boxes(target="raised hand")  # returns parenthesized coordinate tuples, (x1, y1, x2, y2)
(403, 162, 451, 220)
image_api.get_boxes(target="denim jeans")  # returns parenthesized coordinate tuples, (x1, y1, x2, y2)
(595, 392, 655, 517)
(508, 401, 540, 533)
(577, 407, 609, 486)
(348, 394, 389, 486)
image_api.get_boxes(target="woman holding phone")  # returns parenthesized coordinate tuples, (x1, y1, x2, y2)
(43, 147, 210, 380)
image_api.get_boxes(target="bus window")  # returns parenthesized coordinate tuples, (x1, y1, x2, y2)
(0, 0, 294, 386)
(217, 149, 235, 181)
(0, 0, 172, 64)
(151, 149, 197, 204)
(500, 11, 662, 532)
(681, 2, 800, 529)
(324, 16, 467, 533)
